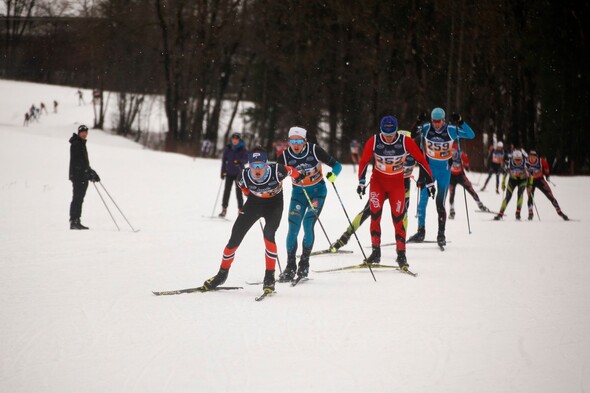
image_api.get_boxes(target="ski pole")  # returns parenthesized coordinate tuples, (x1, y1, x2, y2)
(330, 182, 376, 282)
(259, 220, 282, 274)
(93, 182, 120, 231)
(462, 185, 472, 234)
(99, 182, 139, 232)
(301, 186, 333, 247)
(530, 191, 541, 221)
(210, 178, 224, 217)
(456, 139, 472, 234)
(410, 175, 420, 217)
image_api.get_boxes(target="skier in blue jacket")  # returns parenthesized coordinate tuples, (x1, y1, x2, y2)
(408, 108, 475, 247)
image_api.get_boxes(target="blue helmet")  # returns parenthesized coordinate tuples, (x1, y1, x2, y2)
(431, 107, 445, 120)
(380, 116, 398, 134)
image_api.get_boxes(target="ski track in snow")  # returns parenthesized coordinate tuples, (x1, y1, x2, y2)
(1, 79, 590, 393)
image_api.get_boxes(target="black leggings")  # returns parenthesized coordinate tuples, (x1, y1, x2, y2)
(222, 175, 244, 209)
(70, 180, 89, 220)
(226, 194, 284, 249)
(449, 173, 480, 206)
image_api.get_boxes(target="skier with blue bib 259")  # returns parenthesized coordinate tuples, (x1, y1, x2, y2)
(408, 108, 475, 248)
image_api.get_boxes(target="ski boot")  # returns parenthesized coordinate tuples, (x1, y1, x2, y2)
(364, 246, 381, 264)
(437, 230, 446, 247)
(515, 211, 521, 220)
(528, 210, 534, 221)
(449, 208, 455, 219)
(218, 208, 227, 217)
(408, 227, 425, 243)
(70, 219, 89, 230)
(263, 269, 275, 292)
(493, 212, 504, 220)
(278, 251, 297, 282)
(202, 267, 229, 291)
(496, 187, 500, 194)
(396, 250, 409, 271)
(331, 232, 351, 251)
(477, 202, 490, 212)
(558, 211, 569, 221)
(296, 248, 311, 278)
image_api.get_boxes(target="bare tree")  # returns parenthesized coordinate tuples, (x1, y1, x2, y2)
(1, 0, 36, 76)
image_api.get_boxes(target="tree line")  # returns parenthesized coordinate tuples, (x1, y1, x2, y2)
(2, 0, 588, 172)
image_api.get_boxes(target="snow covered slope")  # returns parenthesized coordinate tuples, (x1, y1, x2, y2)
(1, 79, 589, 393)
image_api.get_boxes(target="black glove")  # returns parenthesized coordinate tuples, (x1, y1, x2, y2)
(221, 172, 226, 180)
(293, 168, 307, 184)
(356, 181, 366, 198)
(417, 112, 427, 123)
(426, 183, 436, 198)
(417, 167, 428, 189)
(450, 112, 463, 125)
(89, 169, 100, 182)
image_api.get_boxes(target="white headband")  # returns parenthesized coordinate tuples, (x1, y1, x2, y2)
(288, 126, 307, 139)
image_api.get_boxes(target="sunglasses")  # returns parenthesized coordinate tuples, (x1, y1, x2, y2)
(432, 119, 444, 124)
(250, 162, 267, 169)
(289, 139, 305, 145)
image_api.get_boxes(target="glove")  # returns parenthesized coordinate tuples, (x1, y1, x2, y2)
(501, 183, 506, 191)
(293, 174, 305, 184)
(356, 180, 366, 198)
(221, 172, 226, 180)
(293, 168, 307, 184)
(326, 172, 337, 183)
(417, 112, 427, 123)
(89, 169, 100, 182)
(426, 183, 436, 199)
(450, 112, 463, 125)
(416, 167, 429, 189)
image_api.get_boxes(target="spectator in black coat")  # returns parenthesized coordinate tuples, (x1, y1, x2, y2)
(219, 132, 248, 217)
(69, 125, 100, 229)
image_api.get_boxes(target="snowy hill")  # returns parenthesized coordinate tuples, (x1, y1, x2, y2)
(1, 79, 589, 393)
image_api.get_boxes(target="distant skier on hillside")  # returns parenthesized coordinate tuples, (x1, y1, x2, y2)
(481, 141, 506, 194)
(200, 139, 213, 157)
(493, 150, 529, 220)
(277, 126, 342, 282)
(53, 100, 59, 113)
(201, 148, 302, 293)
(69, 125, 100, 230)
(77, 90, 85, 106)
(408, 108, 475, 248)
(350, 139, 361, 173)
(448, 143, 490, 219)
(23, 112, 30, 127)
(357, 116, 434, 269)
(219, 132, 248, 217)
(525, 150, 569, 221)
